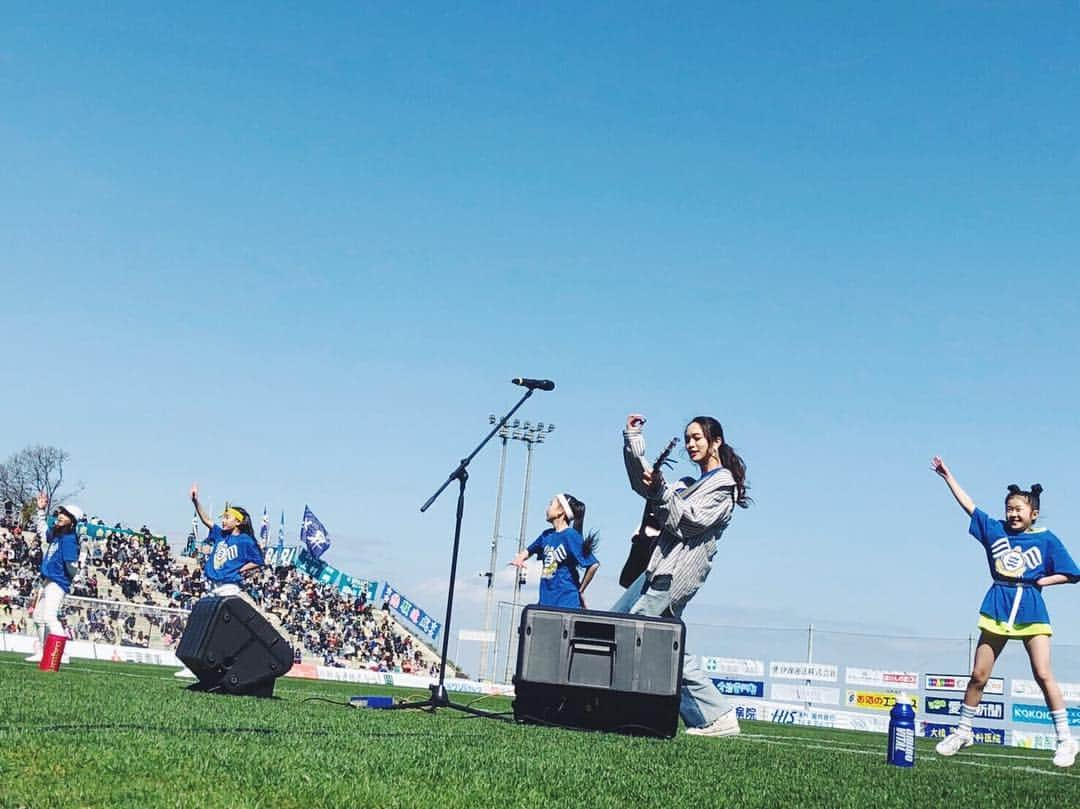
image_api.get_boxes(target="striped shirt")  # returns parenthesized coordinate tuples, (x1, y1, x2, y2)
(623, 428, 736, 612)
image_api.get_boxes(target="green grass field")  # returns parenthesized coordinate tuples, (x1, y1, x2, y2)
(0, 652, 1074, 808)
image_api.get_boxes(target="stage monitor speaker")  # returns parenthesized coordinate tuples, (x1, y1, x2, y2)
(512, 606, 684, 737)
(177, 595, 294, 697)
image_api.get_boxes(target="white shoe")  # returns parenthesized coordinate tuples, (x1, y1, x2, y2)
(685, 710, 741, 738)
(935, 731, 974, 756)
(1053, 738, 1078, 768)
(24, 654, 42, 663)
(174, 667, 196, 679)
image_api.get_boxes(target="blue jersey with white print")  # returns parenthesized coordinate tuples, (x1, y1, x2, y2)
(40, 529, 80, 592)
(969, 508, 1079, 626)
(526, 527, 599, 608)
(203, 525, 264, 585)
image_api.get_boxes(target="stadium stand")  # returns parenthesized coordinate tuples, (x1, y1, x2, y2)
(0, 522, 444, 676)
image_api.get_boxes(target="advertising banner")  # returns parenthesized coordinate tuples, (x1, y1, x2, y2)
(922, 722, 1004, 745)
(769, 661, 839, 682)
(844, 667, 919, 689)
(1011, 732, 1058, 751)
(728, 698, 888, 733)
(925, 673, 1004, 695)
(293, 550, 380, 603)
(265, 546, 300, 567)
(1011, 704, 1080, 727)
(771, 684, 841, 705)
(923, 696, 1004, 720)
(381, 582, 442, 641)
(845, 690, 920, 712)
(701, 657, 765, 677)
(1011, 679, 1080, 702)
(710, 678, 765, 698)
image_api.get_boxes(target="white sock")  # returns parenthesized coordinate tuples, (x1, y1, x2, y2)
(957, 703, 977, 736)
(1050, 709, 1071, 742)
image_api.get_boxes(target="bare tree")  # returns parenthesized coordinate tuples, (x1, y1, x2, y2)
(0, 444, 84, 524)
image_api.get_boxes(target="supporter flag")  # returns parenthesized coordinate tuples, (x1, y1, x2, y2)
(300, 505, 331, 560)
(259, 507, 269, 548)
(277, 511, 285, 549)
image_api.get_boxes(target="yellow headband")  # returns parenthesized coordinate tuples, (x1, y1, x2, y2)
(222, 507, 245, 523)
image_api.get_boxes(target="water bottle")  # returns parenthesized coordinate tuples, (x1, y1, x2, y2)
(886, 692, 916, 767)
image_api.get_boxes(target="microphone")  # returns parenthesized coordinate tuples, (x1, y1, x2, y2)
(511, 377, 555, 391)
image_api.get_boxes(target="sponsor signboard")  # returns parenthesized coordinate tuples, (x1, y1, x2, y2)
(1011, 732, 1058, 751)
(769, 661, 839, 682)
(1011, 704, 1080, 727)
(922, 696, 1004, 720)
(845, 690, 919, 712)
(924, 674, 1004, 695)
(771, 683, 840, 705)
(845, 667, 919, 689)
(710, 678, 765, 698)
(701, 657, 765, 677)
(921, 722, 1005, 745)
(728, 698, 888, 733)
(1012, 679, 1080, 702)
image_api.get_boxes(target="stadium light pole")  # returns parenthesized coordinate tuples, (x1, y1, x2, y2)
(502, 420, 555, 683)
(478, 416, 516, 681)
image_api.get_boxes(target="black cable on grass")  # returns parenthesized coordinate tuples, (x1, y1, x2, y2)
(0, 722, 492, 740)
(513, 714, 668, 739)
(301, 696, 352, 707)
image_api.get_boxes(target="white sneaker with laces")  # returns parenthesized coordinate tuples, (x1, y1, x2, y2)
(685, 710, 741, 738)
(935, 731, 974, 756)
(1053, 738, 1078, 768)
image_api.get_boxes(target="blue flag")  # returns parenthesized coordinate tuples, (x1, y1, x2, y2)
(301, 505, 331, 559)
(259, 507, 269, 547)
(277, 511, 285, 550)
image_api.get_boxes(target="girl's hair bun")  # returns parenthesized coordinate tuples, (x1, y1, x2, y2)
(1007, 484, 1022, 494)
(1031, 483, 1044, 495)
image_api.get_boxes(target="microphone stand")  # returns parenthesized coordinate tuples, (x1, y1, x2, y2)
(386, 387, 536, 717)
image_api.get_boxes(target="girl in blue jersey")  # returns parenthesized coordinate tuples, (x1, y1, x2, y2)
(27, 491, 84, 663)
(931, 457, 1079, 768)
(509, 493, 599, 609)
(190, 484, 264, 598)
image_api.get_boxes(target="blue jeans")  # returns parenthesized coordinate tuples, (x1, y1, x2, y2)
(611, 574, 731, 728)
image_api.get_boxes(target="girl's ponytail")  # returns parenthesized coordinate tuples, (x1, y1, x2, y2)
(563, 494, 600, 555)
(692, 416, 752, 508)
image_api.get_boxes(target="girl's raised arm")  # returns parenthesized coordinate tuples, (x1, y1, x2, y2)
(190, 484, 213, 529)
(931, 457, 976, 516)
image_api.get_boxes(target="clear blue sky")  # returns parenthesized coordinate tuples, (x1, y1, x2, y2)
(4, 4, 1080, 675)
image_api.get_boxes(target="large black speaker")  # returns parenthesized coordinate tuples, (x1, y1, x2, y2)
(512, 606, 684, 737)
(177, 596, 294, 697)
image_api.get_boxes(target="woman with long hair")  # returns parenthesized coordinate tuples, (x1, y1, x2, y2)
(618, 413, 750, 738)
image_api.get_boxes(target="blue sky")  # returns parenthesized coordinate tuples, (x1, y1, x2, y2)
(4, 4, 1080, 675)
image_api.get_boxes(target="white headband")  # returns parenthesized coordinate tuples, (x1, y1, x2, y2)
(556, 494, 575, 525)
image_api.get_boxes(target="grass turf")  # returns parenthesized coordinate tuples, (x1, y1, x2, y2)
(0, 652, 1074, 808)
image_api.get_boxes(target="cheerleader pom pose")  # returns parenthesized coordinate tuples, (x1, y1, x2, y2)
(932, 457, 1079, 768)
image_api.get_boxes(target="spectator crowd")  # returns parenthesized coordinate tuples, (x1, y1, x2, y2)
(0, 518, 440, 676)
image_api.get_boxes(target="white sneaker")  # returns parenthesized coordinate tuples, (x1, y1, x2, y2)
(685, 710, 741, 738)
(935, 731, 974, 756)
(24, 654, 42, 663)
(1053, 738, 1078, 768)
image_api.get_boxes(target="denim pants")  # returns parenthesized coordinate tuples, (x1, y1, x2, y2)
(611, 574, 731, 728)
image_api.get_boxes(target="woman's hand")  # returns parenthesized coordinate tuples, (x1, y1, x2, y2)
(626, 413, 646, 430)
(36, 491, 48, 511)
(642, 468, 664, 493)
(930, 457, 951, 479)
(190, 483, 199, 503)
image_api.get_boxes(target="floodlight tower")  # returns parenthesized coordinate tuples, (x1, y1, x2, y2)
(478, 416, 516, 681)
(502, 420, 555, 682)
